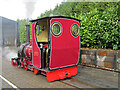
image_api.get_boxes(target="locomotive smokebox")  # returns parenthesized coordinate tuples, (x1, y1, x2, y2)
(26, 24, 30, 42)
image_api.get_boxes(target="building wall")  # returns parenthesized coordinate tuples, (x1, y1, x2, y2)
(81, 49, 120, 71)
(0, 17, 2, 46)
(1, 16, 19, 46)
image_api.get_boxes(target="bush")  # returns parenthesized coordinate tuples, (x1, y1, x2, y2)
(76, 6, 119, 49)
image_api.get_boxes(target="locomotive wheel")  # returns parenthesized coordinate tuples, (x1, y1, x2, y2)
(34, 68, 38, 75)
(22, 61, 28, 70)
(31, 67, 34, 71)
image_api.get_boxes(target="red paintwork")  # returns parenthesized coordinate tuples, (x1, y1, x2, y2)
(11, 58, 18, 66)
(44, 44, 48, 48)
(50, 18, 80, 70)
(34, 68, 39, 75)
(24, 44, 32, 58)
(47, 66, 77, 82)
(30, 40, 32, 44)
(22, 58, 32, 70)
(32, 23, 41, 68)
(31, 67, 34, 71)
(41, 71, 46, 76)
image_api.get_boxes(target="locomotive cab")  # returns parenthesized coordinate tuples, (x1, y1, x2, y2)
(31, 16, 80, 81)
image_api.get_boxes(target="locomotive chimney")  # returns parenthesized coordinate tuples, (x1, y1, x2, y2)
(26, 18, 30, 43)
(26, 24, 30, 43)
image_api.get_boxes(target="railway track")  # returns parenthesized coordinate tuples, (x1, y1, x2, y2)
(59, 77, 102, 88)
(59, 81, 80, 89)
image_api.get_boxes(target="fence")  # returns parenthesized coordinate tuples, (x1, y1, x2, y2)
(79, 49, 120, 72)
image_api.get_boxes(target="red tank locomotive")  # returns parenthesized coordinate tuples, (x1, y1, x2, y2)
(11, 16, 80, 82)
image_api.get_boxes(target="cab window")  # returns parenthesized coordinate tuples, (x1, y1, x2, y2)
(71, 24, 80, 37)
(51, 22, 62, 36)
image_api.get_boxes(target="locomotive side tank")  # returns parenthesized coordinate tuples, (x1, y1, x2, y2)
(11, 16, 81, 82)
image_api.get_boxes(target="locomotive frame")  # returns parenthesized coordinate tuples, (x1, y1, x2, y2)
(11, 16, 81, 82)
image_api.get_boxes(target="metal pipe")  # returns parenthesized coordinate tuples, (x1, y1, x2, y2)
(94, 51, 97, 67)
(114, 52, 117, 71)
(26, 24, 30, 42)
(79, 49, 82, 64)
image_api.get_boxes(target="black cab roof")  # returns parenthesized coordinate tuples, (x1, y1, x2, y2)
(30, 16, 81, 22)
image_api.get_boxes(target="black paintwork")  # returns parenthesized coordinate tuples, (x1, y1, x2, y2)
(30, 16, 81, 22)
(26, 24, 30, 43)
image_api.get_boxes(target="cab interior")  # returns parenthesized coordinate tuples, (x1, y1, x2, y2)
(35, 19, 50, 68)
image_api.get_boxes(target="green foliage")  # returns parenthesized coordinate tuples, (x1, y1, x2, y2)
(18, 2, 119, 50)
(39, 2, 119, 50)
(78, 6, 119, 49)
(17, 19, 32, 44)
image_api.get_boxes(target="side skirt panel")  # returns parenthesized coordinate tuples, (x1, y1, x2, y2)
(46, 66, 77, 82)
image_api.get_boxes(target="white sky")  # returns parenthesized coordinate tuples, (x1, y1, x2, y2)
(0, 0, 64, 21)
